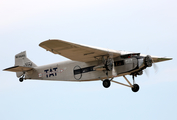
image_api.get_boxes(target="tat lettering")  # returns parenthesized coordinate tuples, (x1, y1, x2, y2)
(44, 67, 58, 78)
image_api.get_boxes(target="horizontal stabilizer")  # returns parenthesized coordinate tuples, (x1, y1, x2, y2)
(3, 66, 33, 72)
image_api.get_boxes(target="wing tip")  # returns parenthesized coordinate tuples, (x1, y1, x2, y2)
(160, 57, 172, 61)
(153, 57, 173, 63)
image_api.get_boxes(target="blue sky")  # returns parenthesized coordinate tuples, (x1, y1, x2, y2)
(0, 0, 177, 120)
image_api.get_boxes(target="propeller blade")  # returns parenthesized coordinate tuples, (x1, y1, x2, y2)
(112, 54, 117, 77)
(152, 58, 159, 73)
(112, 62, 117, 77)
(153, 63, 158, 73)
(144, 68, 149, 77)
(109, 52, 117, 77)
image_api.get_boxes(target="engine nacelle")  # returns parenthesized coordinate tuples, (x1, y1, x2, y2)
(144, 55, 153, 67)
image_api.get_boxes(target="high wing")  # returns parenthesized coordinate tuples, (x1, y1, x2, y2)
(39, 39, 121, 62)
(39, 39, 172, 63)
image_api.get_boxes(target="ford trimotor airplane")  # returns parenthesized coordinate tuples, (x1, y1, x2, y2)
(3, 39, 172, 92)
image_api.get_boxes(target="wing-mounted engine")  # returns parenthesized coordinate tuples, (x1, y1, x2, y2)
(93, 56, 113, 71)
(93, 54, 117, 77)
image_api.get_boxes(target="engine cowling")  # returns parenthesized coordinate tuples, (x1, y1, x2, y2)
(144, 55, 153, 67)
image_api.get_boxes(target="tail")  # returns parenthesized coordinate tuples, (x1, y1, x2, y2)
(15, 51, 37, 77)
(15, 51, 37, 67)
(3, 51, 37, 78)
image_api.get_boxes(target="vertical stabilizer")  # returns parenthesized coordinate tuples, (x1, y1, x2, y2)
(15, 51, 37, 77)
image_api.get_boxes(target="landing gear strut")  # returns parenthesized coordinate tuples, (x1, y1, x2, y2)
(19, 74, 25, 82)
(106, 75, 140, 92)
(131, 75, 140, 92)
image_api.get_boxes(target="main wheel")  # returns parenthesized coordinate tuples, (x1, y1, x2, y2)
(103, 79, 111, 88)
(131, 84, 140, 92)
(19, 78, 24, 82)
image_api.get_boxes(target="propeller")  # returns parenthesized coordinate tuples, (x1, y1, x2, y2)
(112, 60, 117, 77)
(144, 55, 158, 77)
(144, 48, 159, 74)
(144, 68, 149, 77)
(109, 53, 117, 77)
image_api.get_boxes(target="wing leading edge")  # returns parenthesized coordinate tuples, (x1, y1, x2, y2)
(39, 39, 172, 63)
(39, 39, 121, 62)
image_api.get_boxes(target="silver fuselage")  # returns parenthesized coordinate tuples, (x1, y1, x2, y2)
(25, 57, 144, 82)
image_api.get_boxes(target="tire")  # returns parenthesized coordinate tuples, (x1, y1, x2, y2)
(103, 79, 111, 88)
(131, 84, 140, 92)
(19, 78, 23, 82)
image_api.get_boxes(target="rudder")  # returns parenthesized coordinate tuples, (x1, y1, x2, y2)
(15, 51, 37, 77)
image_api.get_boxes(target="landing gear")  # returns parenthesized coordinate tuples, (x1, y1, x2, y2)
(19, 77, 24, 82)
(103, 79, 111, 88)
(131, 84, 140, 92)
(131, 75, 140, 92)
(19, 74, 25, 82)
(107, 75, 140, 92)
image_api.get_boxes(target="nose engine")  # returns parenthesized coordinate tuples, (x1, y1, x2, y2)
(144, 55, 153, 67)
(134, 55, 153, 76)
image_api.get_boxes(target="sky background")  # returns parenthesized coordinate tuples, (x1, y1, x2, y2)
(0, 0, 177, 120)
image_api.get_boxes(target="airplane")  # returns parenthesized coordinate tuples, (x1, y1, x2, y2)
(3, 39, 172, 92)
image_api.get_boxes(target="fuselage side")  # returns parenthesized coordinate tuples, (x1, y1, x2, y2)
(25, 57, 141, 81)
